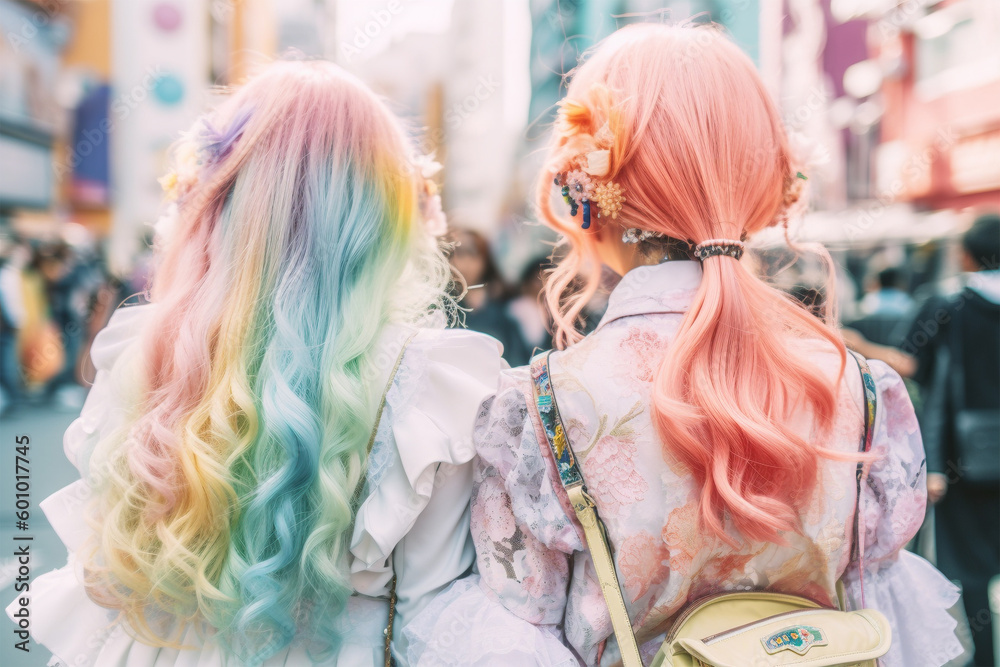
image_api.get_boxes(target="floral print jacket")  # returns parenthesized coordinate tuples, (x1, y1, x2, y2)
(406, 259, 964, 667)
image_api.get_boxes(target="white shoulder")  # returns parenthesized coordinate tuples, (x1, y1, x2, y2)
(89, 303, 155, 372)
(349, 326, 505, 590)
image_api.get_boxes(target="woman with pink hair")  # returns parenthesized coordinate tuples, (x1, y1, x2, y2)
(405, 23, 964, 667)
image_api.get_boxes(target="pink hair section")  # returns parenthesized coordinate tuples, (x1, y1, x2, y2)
(537, 24, 860, 545)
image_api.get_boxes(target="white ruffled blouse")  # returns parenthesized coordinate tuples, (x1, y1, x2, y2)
(404, 260, 966, 667)
(3, 303, 505, 667)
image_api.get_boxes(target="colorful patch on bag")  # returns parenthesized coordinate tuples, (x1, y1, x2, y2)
(760, 625, 827, 655)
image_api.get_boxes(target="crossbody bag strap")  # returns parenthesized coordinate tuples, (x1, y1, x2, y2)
(364, 330, 417, 667)
(529, 351, 643, 667)
(847, 349, 878, 610)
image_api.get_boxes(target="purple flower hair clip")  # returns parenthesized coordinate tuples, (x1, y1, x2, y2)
(197, 105, 254, 167)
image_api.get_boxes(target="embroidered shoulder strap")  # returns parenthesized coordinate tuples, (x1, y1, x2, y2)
(848, 349, 877, 609)
(530, 350, 644, 667)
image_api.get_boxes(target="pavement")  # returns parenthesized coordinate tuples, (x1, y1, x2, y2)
(1, 399, 83, 667)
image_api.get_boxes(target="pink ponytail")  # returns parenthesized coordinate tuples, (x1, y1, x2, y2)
(538, 23, 854, 545)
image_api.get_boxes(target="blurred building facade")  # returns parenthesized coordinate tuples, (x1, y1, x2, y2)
(1, 0, 996, 277)
(770, 0, 998, 252)
(872, 0, 1000, 212)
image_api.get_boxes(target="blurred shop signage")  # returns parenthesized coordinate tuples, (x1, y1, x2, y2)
(950, 127, 1000, 194)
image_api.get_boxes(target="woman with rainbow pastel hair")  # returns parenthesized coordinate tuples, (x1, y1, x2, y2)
(405, 23, 965, 667)
(3, 60, 503, 666)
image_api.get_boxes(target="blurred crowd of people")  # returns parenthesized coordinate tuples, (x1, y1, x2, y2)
(448, 228, 553, 368)
(0, 231, 145, 416)
(850, 212, 999, 666)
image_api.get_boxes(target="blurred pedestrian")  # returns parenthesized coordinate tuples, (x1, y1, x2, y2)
(449, 227, 531, 365)
(904, 212, 1000, 666)
(505, 256, 552, 365)
(0, 239, 29, 412)
(860, 266, 914, 317)
(40, 241, 100, 405)
(849, 266, 914, 349)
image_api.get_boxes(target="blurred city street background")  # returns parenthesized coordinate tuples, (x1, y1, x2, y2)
(1, 0, 999, 665)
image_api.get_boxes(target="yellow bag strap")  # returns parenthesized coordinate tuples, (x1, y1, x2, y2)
(847, 350, 878, 609)
(530, 351, 643, 667)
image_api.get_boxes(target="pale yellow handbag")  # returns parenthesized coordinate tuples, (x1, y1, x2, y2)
(529, 350, 892, 667)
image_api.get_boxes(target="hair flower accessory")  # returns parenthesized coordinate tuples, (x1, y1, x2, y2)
(421, 191, 447, 237)
(551, 106, 625, 229)
(152, 201, 180, 246)
(593, 181, 625, 219)
(197, 105, 253, 167)
(583, 149, 610, 177)
(158, 132, 204, 202)
(413, 153, 443, 180)
(556, 99, 592, 136)
(413, 152, 447, 237)
(158, 171, 180, 200)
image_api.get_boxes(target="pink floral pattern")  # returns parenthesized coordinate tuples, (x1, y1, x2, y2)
(472, 475, 517, 544)
(618, 531, 669, 604)
(661, 501, 703, 576)
(618, 326, 665, 382)
(584, 434, 648, 517)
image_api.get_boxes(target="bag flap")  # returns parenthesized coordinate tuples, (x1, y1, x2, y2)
(671, 608, 891, 666)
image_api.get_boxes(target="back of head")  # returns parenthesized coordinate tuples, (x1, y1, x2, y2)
(81, 60, 451, 662)
(878, 267, 903, 290)
(537, 24, 849, 546)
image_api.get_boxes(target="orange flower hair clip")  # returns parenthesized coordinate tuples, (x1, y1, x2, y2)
(552, 94, 625, 229)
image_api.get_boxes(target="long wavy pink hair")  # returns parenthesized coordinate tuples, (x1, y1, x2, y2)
(538, 24, 854, 545)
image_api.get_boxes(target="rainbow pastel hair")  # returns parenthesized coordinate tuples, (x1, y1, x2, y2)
(538, 24, 857, 546)
(78, 60, 454, 664)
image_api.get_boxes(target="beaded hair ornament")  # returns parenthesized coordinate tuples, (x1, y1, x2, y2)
(550, 94, 626, 230)
(550, 86, 819, 261)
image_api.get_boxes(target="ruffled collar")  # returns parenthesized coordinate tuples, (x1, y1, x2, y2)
(595, 260, 703, 331)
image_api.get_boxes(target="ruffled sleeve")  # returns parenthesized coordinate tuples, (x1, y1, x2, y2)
(841, 359, 966, 667)
(403, 367, 590, 666)
(64, 303, 151, 477)
(348, 326, 506, 662)
(470, 367, 585, 619)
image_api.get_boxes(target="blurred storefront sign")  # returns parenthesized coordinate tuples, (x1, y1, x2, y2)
(755, 204, 961, 250)
(874, 0, 999, 213)
(950, 127, 1000, 195)
(69, 83, 111, 207)
(0, 120, 53, 211)
(883, 126, 1000, 209)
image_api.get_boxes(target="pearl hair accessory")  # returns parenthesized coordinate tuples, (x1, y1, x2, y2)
(550, 110, 625, 229)
(621, 228, 663, 244)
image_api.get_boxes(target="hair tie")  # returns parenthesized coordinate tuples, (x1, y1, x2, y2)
(693, 238, 745, 261)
